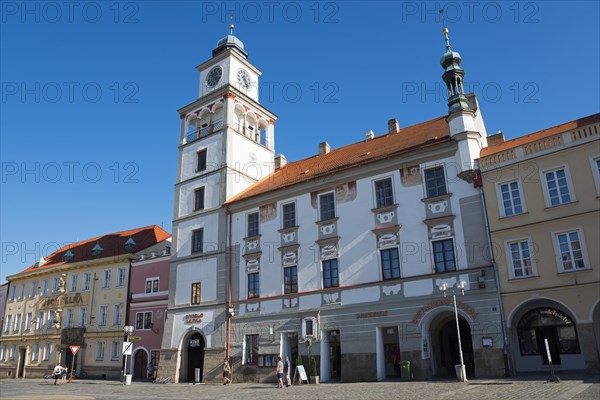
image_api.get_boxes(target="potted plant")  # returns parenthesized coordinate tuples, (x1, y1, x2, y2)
(309, 356, 319, 385)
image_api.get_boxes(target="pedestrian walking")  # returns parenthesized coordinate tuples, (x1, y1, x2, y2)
(222, 358, 232, 385)
(52, 363, 62, 385)
(284, 356, 291, 387)
(275, 356, 284, 388)
(62, 366, 68, 383)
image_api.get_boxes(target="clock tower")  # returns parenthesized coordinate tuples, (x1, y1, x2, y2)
(161, 27, 277, 383)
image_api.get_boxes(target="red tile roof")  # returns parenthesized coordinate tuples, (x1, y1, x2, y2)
(16, 225, 171, 276)
(227, 116, 450, 203)
(480, 113, 600, 157)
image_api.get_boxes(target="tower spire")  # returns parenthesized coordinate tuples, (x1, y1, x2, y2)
(439, 13, 469, 115)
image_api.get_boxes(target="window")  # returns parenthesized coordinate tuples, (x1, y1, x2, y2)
(13, 314, 21, 332)
(191, 282, 201, 305)
(69, 274, 78, 292)
(65, 309, 74, 327)
(248, 272, 260, 299)
(31, 344, 39, 361)
(29, 281, 37, 298)
(18, 283, 25, 300)
(146, 278, 160, 293)
(41, 279, 48, 296)
(508, 239, 535, 278)
(499, 180, 523, 216)
(247, 212, 259, 237)
(518, 308, 581, 358)
(102, 269, 111, 288)
(79, 308, 87, 327)
(424, 166, 447, 198)
(319, 192, 335, 221)
(284, 266, 298, 294)
(95, 341, 105, 361)
(0, 345, 6, 361)
(375, 178, 394, 208)
(36, 311, 44, 330)
(111, 341, 120, 360)
(9, 344, 16, 360)
(282, 203, 296, 229)
(99, 305, 108, 326)
(113, 304, 123, 325)
(24, 312, 32, 331)
(555, 230, 587, 271)
(544, 167, 572, 206)
(196, 149, 207, 172)
(135, 311, 152, 330)
(82, 273, 91, 291)
(47, 310, 55, 328)
(194, 187, 205, 211)
(151, 350, 160, 366)
(192, 229, 204, 253)
(4, 315, 12, 332)
(52, 277, 60, 293)
(381, 248, 401, 280)
(322, 258, 339, 288)
(116, 268, 127, 287)
(42, 343, 51, 361)
(432, 239, 456, 272)
(9, 286, 15, 301)
(244, 334, 259, 364)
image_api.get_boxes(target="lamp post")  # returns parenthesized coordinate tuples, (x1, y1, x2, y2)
(438, 280, 467, 382)
(123, 325, 134, 384)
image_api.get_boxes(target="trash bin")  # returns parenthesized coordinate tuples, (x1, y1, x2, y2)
(454, 364, 466, 382)
(400, 361, 411, 381)
(125, 374, 132, 385)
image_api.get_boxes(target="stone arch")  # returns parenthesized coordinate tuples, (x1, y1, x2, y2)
(132, 346, 149, 380)
(178, 328, 206, 383)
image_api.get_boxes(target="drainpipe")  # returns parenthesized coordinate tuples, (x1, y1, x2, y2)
(225, 205, 233, 361)
(479, 184, 512, 377)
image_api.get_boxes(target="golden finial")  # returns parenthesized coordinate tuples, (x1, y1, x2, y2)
(230, 23, 234, 35)
(443, 27, 448, 35)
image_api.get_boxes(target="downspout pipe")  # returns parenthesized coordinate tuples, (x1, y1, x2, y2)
(479, 183, 512, 377)
(225, 205, 233, 361)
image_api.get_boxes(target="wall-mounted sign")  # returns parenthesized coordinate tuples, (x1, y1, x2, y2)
(356, 311, 388, 319)
(412, 299, 478, 325)
(41, 292, 88, 309)
(184, 313, 204, 324)
(482, 337, 493, 347)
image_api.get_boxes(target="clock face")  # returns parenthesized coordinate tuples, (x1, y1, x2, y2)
(206, 66, 223, 87)
(237, 69, 252, 90)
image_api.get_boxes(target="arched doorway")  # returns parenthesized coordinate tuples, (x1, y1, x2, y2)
(183, 332, 205, 383)
(517, 307, 580, 366)
(133, 350, 147, 380)
(433, 313, 474, 377)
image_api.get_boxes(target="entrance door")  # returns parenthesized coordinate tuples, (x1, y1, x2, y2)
(134, 350, 148, 379)
(328, 330, 341, 380)
(382, 326, 400, 378)
(537, 327, 561, 365)
(17, 348, 26, 378)
(186, 333, 205, 382)
(437, 318, 474, 377)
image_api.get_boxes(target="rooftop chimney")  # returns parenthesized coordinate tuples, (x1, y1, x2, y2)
(488, 130, 506, 147)
(275, 153, 287, 169)
(365, 130, 374, 141)
(318, 141, 330, 155)
(388, 118, 400, 134)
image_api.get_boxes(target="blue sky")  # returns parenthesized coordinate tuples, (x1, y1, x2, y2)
(1, 1, 599, 282)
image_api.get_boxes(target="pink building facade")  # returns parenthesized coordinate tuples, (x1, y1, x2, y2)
(127, 243, 171, 380)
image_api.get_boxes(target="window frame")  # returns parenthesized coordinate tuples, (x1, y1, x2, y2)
(247, 212, 259, 237)
(102, 269, 112, 289)
(95, 341, 105, 361)
(31, 343, 39, 362)
(319, 192, 336, 221)
(110, 341, 120, 361)
(69, 274, 78, 292)
(146, 277, 160, 294)
(82, 273, 91, 291)
(541, 165, 575, 207)
(374, 177, 395, 209)
(248, 272, 260, 299)
(41, 279, 48, 296)
(432, 238, 457, 273)
(24, 312, 32, 331)
(244, 334, 259, 365)
(18, 283, 25, 300)
(191, 282, 201, 305)
(116, 267, 127, 287)
(424, 165, 448, 198)
(196, 149, 207, 172)
(192, 228, 204, 253)
(194, 187, 206, 211)
(3, 315, 11, 333)
(497, 179, 525, 217)
(283, 265, 298, 294)
(506, 238, 537, 279)
(135, 311, 153, 330)
(590, 155, 600, 196)
(13, 313, 21, 332)
(79, 307, 87, 327)
(99, 305, 108, 326)
(113, 304, 123, 326)
(282, 202, 296, 229)
(552, 227, 589, 272)
(42, 343, 51, 361)
(29, 281, 37, 298)
(322, 258, 340, 288)
(65, 309, 74, 327)
(380, 247, 401, 280)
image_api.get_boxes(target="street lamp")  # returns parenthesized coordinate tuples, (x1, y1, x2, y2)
(438, 280, 467, 382)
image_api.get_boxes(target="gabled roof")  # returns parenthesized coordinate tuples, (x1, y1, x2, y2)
(227, 116, 450, 203)
(480, 113, 600, 157)
(15, 225, 171, 277)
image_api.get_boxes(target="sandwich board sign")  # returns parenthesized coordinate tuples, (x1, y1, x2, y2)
(293, 365, 309, 384)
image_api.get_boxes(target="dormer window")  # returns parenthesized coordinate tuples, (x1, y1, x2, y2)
(124, 236, 136, 250)
(63, 250, 74, 262)
(92, 243, 104, 256)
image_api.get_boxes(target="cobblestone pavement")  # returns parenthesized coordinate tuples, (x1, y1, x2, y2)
(1, 375, 598, 400)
